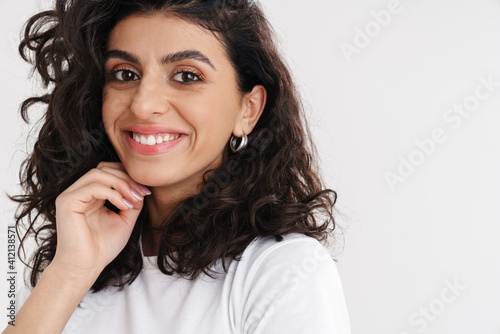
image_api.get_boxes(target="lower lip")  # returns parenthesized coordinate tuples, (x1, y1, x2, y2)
(125, 132, 185, 155)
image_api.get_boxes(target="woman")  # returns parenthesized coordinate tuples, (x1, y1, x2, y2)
(5, 0, 351, 333)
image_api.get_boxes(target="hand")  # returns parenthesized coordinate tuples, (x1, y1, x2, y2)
(52, 162, 150, 282)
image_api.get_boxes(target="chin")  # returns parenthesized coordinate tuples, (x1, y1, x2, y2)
(121, 161, 167, 186)
(130, 170, 171, 187)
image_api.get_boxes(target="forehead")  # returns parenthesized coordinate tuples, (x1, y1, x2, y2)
(107, 13, 228, 63)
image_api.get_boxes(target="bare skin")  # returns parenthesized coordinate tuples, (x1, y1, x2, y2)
(3, 13, 265, 333)
(2, 162, 148, 334)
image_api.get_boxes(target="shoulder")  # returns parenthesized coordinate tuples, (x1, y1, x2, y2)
(234, 233, 336, 279)
(230, 233, 342, 291)
(227, 233, 351, 334)
(243, 232, 331, 261)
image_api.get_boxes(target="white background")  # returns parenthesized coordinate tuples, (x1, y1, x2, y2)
(1, 0, 499, 333)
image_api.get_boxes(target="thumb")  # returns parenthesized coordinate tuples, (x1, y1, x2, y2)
(118, 200, 144, 230)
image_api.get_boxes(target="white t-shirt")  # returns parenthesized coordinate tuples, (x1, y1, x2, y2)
(17, 233, 351, 333)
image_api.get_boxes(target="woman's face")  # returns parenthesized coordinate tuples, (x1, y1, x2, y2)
(102, 13, 246, 194)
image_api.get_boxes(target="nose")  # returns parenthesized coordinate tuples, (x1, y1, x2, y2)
(130, 74, 170, 119)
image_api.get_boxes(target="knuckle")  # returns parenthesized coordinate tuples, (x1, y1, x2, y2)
(96, 161, 109, 168)
(55, 194, 63, 207)
(88, 168, 101, 177)
(118, 178, 131, 190)
(97, 161, 119, 169)
(55, 192, 70, 209)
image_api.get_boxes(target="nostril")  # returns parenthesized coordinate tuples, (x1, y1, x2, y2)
(130, 97, 170, 118)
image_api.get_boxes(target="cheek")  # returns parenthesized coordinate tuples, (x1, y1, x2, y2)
(102, 90, 131, 132)
(101, 106, 115, 141)
(180, 90, 241, 131)
(189, 104, 236, 143)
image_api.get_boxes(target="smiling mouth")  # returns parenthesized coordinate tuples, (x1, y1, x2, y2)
(129, 132, 182, 146)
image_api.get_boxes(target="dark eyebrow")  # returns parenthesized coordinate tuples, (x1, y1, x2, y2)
(105, 50, 139, 63)
(105, 49, 216, 70)
(162, 50, 216, 70)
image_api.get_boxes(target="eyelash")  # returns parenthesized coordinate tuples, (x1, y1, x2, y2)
(109, 66, 140, 82)
(108, 66, 204, 84)
(171, 68, 204, 84)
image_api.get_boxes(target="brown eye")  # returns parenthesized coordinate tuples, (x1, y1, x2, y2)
(172, 70, 201, 83)
(113, 69, 139, 82)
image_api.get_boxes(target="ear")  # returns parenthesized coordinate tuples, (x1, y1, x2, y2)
(233, 85, 267, 136)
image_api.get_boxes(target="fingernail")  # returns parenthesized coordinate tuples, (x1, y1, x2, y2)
(137, 184, 151, 196)
(123, 198, 134, 209)
(131, 188, 144, 201)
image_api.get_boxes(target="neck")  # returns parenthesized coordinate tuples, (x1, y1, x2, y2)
(141, 181, 202, 256)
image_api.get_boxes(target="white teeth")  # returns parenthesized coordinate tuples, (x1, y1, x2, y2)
(146, 135, 156, 146)
(132, 132, 181, 146)
(163, 134, 176, 142)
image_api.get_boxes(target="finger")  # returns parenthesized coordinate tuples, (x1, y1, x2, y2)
(96, 161, 123, 169)
(94, 162, 151, 196)
(64, 162, 125, 192)
(98, 166, 150, 196)
(64, 168, 146, 204)
(64, 182, 140, 214)
(117, 199, 143, 224)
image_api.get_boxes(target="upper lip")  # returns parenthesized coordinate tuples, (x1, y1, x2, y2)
(123, 124, 186, 135)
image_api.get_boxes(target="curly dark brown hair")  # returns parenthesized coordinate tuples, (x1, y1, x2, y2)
(12, 0, 339, 293)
